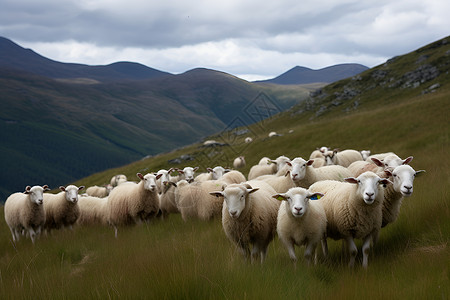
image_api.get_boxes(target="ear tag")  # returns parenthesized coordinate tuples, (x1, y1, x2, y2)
(310, 194, 322, 200)
(275, 196, 285, 201)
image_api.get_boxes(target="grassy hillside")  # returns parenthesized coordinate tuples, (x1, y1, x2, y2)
(0, 37, 448, 298)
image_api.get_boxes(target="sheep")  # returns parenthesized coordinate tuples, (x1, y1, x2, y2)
(248, 158, 277, 180)
(169, 166, 199, 183)
(268, 131, 280, 137)
(106, 173, 162, 237)
(309, 172, 392, 268)
(195, 166, 229, 182)
(233, 156, 246, 169)
(44, 185, 84, 232)
(272, 155, 292, 176)
(210, 182, 280, 263)
(110, 174, 127, 187)
(259, 170, 296, 193)
(348, 155, 413, 177)
(323, 149, 364, 167)
(85, 184, 113, 198)
(155, 168, 174, 194)
(381, 165, 425, 228)
(176, 179, 227, 221)
(274, 187, 327, 265)
(360, 150, 371, 161)
(250, 155, 291, 180)
(289, 157, 352, 188)
(366, 152, 397, 162)
(77, 195, 109, 226)
(4, 185, 50, 243)
(244, 137, 253, 143)
(159, 181, 179, 219)
(221, 170, 246, 184)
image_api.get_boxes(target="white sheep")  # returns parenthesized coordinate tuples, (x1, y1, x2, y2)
(381, 165, 425, 228)
(323, 149, 364, 167)
(195, 166, 229, 182)
(360, 150, 371, 161)
(248, 158, 277, 180)
(176, 179, 227, 221)
(221, 170, 246, 184)
(107, 173, 162, 237)
(309, 172, 392, 268)
(169, 166, 199, 183)
(268, 131, 279, 137)
(366, 152, 397, 162)
(159, 181, 179, 219)
(77, 195, 109, 226)
(233, 156, 246, 169)
(85, 184, 113, 198)
(155, 168, 175, 194)
(210, 182, 280, 263)
(274, 187, 327, 265)
(259, 170, 296, 193)
(289, 157, 352, 188)
(348, 155, 413, 177)
(4, 185, 50, 243)
(110, 174, 128, 187)
(244, 137, 253, 143)
(44, 185, 84, 232)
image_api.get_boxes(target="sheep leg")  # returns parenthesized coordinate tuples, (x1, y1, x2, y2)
(346, 237, 358, 268)
(304, 242, 316, 266)
(9, 228, 18, 243)
(14, 228, 21, 242)
(321, 237, 328, 258)
(284, 240, 298, 264)
(114, 226, 119, 238)
(260, 245, 269, 264)
(251, 244, 261, 264)
(362, 235, 372, 269)
(28, 227, 36, 244)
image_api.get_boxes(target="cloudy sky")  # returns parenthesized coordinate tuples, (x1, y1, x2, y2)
(1, 0, 449, 81)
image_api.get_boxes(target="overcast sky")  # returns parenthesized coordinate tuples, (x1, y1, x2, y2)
(1, 0, 449, 81)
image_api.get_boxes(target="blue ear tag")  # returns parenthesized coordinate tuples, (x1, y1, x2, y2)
(310, 194, 321, 200)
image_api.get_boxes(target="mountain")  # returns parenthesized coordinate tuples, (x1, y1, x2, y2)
(0, 37, 172, 82)
(258, 63, 369, 85)
(0, 37, 316, 201)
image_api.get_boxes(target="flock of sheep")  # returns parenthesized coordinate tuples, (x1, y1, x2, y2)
(3, 146, 424, 268)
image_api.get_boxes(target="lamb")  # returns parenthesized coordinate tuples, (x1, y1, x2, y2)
(195, 166, 229, 182)
(309, 172, 392, 268)
(381, 165, 425, 227)
(85, 184, 113, 198)
(77, 195, 109, 226)
(323, 149, 364, 167)
(4, 185, 50, 243)
(210, 182, 280, 263)
(274, 187, 327, 265)
(44, 185, 84, 232)
(176, 179, 227, 221)
(110, 174, 127, 187)
(106, 173, 162, 237)
(233, 156, 246, 169)
(289, 157, 352, 188)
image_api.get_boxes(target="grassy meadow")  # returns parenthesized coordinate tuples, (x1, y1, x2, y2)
(1, 71, 449, 299)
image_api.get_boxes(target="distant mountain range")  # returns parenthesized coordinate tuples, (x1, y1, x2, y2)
(257, 64, 369, 85)
(0, 36, 368, 200)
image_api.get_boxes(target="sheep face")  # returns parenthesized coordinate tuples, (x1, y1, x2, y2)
(323, 150, 336, 165)
(180, 167, 199, 183)
(139, 173, 162, 192)
(274, 188, 324, 218)
(382, 155, 413, 169)
(24, 185, 48, 205)
(210, 166, 226, 180)
(210, 185, 259, 219)
(157, 169, 171, 186)
(275, 156, 291, 171)
(345, 172, 391, 205)
(60, 185, 84, 204)
(290, 157, 314, 182)
(390, 165, 425, 197)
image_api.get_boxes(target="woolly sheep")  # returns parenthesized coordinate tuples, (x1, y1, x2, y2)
(348, 155, 413, 177)
(248, 157, 277, 180)
(366, 152, 397, 162)
(77, 195, 108, 226)
(233, 156, 246, 169)
(221, 170, 246, 184)
(309, 172, 392, 268)
(170, 166, 199, 183)
(107, 173, 162, 237)
(323, 149, 364, 167)
(44, 185, 84, 232)
(85, 184, 113, 198)
(274, 187, 327, 265)
(210, 182, 280, 263)
(176, 179, 227, 221)
(289, 157, 352, 188)
(156, 168, 174, 194)
(4, 185, 50, 243)
(159, 181, 179, 219)
(245, 137, 253, 143)
(309, 147, 329, 168)
(195, 166, 229, 182)
(110, 174, 127, 187)
(258, 170, 296, 193)
(251, 155, 291, 180)
(381, 165, 425, 227)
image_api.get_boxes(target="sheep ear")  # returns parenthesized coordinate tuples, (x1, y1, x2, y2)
(248, 188, 259, 194)
(403, 156, 413, 165)
(384, 170, 392, 177)
(206, 168, 213, 173)
(379, 178, 392, 186)
(169, 181, 177, 187)
(308, 192, 324, 200)
(42, 185, 50, 191)
(156, 174, 163, 180)
(137, 173, 144, 180)
(78, 186, 85, 191)
(224, 169, 231, 173)
(286, 161, 292, 167)
(415, 170, 426, 177)
(371, 158, 384, 167)
(306, 159, 314, 166)
(209, 191, 224, 198)
(272, 194, 287, 201)
(59, 186, 66, 191)
(24, 186, 31, 194)
(193, 167, 199, 172)
(345, 177, 359, 184)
